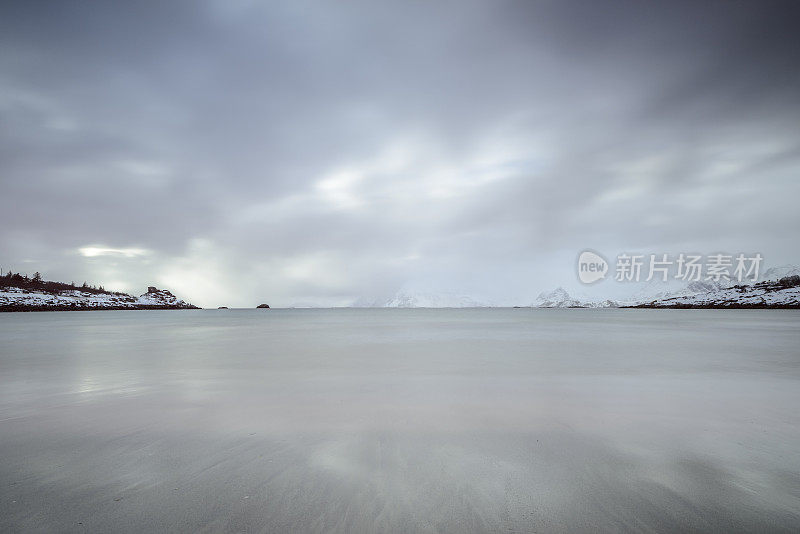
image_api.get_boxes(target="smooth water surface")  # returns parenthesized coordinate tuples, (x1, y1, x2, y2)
(1, 309, 799, 532)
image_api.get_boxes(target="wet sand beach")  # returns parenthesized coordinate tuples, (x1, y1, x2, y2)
(1, 309, 799, 532)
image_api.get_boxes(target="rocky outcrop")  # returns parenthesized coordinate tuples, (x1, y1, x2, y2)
(136, 287, 196, 308)
(257, 304, 270, 309)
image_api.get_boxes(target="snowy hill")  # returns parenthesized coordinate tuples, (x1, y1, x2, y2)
(133, 286, 197, 308)
(636, 276, 800, 308)
(533, 265, 800, 309)
(533, 287, 618, 308)
(0, 281, 198, 312)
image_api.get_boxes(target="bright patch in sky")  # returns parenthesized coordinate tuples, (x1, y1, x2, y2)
(78, 246, 151, 258)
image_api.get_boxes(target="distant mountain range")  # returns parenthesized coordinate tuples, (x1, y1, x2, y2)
(533, 265, 800, 309)
(348, 265, 800, 309)
(354, 292, 492, 308)
(4, 264, 799, 311)
(533, 287, 618, 308)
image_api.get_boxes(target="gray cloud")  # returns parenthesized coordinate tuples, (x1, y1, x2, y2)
(1, 0, 799, 306)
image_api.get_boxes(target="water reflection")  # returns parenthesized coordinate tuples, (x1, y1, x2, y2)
(0, 309, 798, 531)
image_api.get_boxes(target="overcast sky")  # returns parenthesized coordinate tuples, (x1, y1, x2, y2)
(1, 1, 799, 307)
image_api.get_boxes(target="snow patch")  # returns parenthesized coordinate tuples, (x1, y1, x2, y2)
(0, 286, 196, 309)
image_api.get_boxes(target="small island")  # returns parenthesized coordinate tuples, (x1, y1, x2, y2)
(257, 303, 270, 309)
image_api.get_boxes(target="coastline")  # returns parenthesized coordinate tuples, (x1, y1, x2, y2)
(5, 304, 800, 312)
(628, 303, 800, 309)
(0, 304, 200, 312)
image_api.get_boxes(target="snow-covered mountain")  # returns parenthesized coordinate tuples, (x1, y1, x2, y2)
(533, 265, 800, 309)
(760, 265, 800, 282)
(355, 292, 492, 308)
(533, 287, 618, 308)
(638, 276, 800, 308)
(611, 279, 729, 306)
(0, 285, 198, 311)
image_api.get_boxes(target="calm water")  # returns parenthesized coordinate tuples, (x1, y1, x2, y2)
(1, 309, 799, 532)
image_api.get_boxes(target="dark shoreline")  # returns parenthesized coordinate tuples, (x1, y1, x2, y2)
(0, 305, 200, 312)
(524, 305, 800, 309)
(625, 303, 800, 309)
(3, 304, 799, 312)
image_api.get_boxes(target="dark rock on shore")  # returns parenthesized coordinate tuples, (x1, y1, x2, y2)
(0, 304, 199, 312)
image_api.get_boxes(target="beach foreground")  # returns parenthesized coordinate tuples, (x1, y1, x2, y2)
(1, 309, 799, 532)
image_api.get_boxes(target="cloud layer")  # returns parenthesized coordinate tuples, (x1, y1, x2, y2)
(2, 1, 799, 306)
